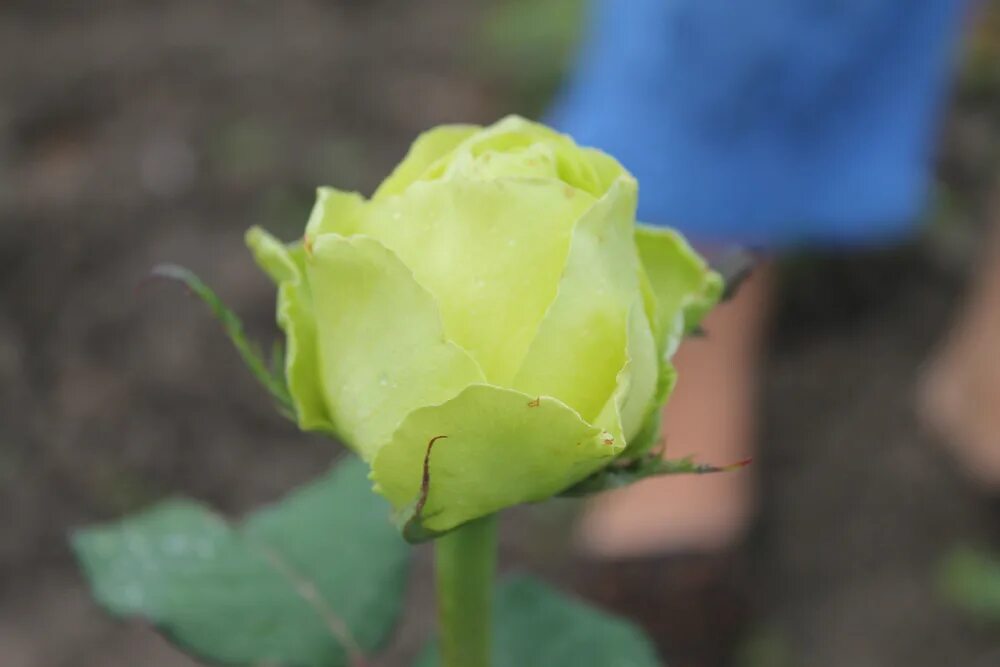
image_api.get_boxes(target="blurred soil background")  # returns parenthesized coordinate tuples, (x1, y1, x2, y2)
(2, 1, 1000, 666)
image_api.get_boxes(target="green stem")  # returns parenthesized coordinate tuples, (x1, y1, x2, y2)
(435, 514, 497, 667)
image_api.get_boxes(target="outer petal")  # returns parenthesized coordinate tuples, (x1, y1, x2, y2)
(635, 225, 724, 354)
(245, 227, 334, 434)
(602, 304, 675, 458)
(373, 125, 480, 200)
(355, 178, 596, 385)
(510, 177, 641, 433)
(307, 234, 485, 461)
(580, 147, 627, 195)
(371, 384, 615, 533)
(304, 187, 368, 238)
(621, 226, 721, 456)
(617, 302, 660, 444)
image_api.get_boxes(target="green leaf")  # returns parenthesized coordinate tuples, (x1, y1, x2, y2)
(417, 575, 661, 667)
(152, 263, 294, 418)
(942, 546, 1000, 622)
(560, 452, 752, 498)
(73, 457, 410, 667)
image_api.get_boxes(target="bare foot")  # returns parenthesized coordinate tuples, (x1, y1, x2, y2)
(577, 267, 772, 557)
(921, 228, 1000, 487)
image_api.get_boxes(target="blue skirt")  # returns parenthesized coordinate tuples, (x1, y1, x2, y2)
(548, 0, 970, 247)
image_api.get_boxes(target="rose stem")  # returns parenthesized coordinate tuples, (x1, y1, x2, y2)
(435, 514, 497, 667)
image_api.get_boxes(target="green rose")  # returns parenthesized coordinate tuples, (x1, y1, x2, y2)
(247, 116, 721, 536)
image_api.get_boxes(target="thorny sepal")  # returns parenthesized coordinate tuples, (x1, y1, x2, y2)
(398, 503, 449, 544)
(560, 449, 752, 497)
(711, 247, 759, 302)
(151, 264, 294, 419)
(395, 435, 450, 544)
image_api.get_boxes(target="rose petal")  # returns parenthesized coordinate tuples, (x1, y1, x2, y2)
(356, 177, 596, 385)
(308, 234, 485, 461)
(511, 177, 644, 431)
(372, 384, 614, 533)
(373, 125, 480, 200)
(246, 227, 334, 434)
(634, 225, 724, 355)
(304, 187, 369, 239)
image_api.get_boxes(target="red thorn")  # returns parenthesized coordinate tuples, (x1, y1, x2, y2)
(722, 457, 753, 472)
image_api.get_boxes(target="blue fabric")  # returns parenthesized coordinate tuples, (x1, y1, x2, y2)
(548, 0, 969, 247)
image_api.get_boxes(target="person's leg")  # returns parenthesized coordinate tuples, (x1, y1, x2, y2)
(922, 221, 1000, 487)
(578, 267, 772, 557)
